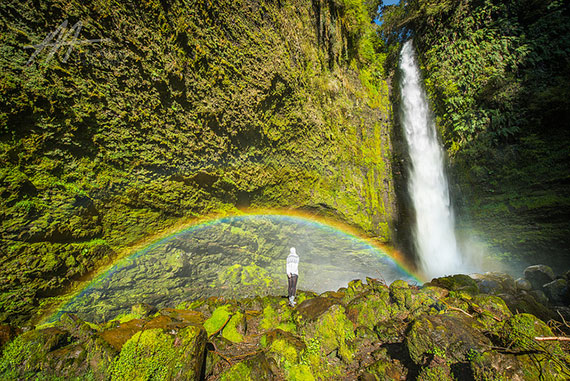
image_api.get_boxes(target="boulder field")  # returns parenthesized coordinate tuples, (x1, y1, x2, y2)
(1, 267, 570, 380)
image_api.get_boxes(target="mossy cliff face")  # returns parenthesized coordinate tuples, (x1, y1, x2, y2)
(2, 274, 569, 380)
(0, 0, 394, 324)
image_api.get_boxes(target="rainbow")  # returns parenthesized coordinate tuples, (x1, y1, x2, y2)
(44, 210, 421, 323)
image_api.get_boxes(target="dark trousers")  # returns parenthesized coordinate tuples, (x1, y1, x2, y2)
(288, 274, 298, 299)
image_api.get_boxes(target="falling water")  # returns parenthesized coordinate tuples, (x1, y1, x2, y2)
(398, 40, 464, 279)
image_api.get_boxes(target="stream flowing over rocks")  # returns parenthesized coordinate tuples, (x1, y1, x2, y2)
(1, 265, 569, 380)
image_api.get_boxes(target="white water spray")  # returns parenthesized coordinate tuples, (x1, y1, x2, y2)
(399, 40, 464, 279)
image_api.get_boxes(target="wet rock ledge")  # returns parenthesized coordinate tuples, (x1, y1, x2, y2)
(1, 265, 570, 380)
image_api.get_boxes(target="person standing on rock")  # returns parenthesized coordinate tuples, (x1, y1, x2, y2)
(287, 247, 299, 307)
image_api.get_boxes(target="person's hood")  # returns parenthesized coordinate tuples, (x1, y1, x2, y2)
(290, 247, 298, 256)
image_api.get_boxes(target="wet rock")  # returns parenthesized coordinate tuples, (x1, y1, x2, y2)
(296, 297, 338, 321)
(99, 318, 145, 351)
(44, 343, 89, 378)
(159, 308, 205, 324)
(145, 315, 190, 331)
(543, 278, 569, 305)
(524, 265, 555, 290)
(406, 313, 491, 365)
(426, 274, 479, 295)
(515, 277, 532, 291)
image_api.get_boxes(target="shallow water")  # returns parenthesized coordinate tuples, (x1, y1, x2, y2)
(50, 215, 417, 323)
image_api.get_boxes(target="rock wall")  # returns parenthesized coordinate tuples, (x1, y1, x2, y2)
(0, 0, 396, 324)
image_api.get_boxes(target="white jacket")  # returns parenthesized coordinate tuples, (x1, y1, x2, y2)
(286, 247, 299, 276)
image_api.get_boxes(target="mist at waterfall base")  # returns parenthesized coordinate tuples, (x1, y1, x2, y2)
(399, 41, 485, 279)
(52, 215, 417, 323)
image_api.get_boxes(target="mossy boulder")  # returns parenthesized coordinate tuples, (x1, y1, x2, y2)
(389, 279, 413, 309)
(0, 327, 70, 378)
(260, 302, 297, 333)
(295, 297, 338, 322)
(495, 313, 570, 379)
(107, 324, 206, 380)
(346, 290, 391, 330)
(543, 278, 569, 305)
(500, 313, 557, 350)
(417, 364, 453, 381)
(524, 265, 555, 290)
(203, 304, 233, 337)
(498, 291, 556, 323)
(363, 347, 408, 380)
(302, 304, 355, 363)
(222, 311, 246, 343)
(470, 294, 512, 331)
(406, 313, 491, 365)
(471, 272, 516, 295)
(262, 329, 306, 367)
(219, 353, 275, 381)
(427, 274, 480, 295)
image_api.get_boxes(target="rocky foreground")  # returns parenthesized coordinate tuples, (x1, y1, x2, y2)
(1, 266, 570, 380)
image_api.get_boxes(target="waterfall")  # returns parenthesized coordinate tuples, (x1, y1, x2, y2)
(398, 40, 464, 279)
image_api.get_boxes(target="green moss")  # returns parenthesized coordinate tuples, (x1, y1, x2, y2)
(220, 362, 252, 381)
(501, 313, 558, 351)
(417, 365, 453, 381)
(204, 304, 232, 337)
(306, 304, 356, 363)
(269, 338, 299, 365)
(222, 311, 244, 343)
(346, 290, 390, 329)
(107, 325, 204, 380)
(287, 364, 315, 380)
(261, 304, 279, 331)
(428, 275, 479, 295)
(107, 328, 177, 380)
(0, 331, 46, 377)
(389, 279, 413, 311)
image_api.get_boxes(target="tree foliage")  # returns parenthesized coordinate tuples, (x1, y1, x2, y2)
(380, 0, 570, 152)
